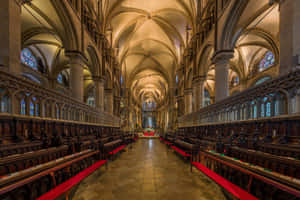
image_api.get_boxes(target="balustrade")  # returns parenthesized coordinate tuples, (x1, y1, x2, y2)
(0, 69, 120, 127)
(179, 70, 300, 127)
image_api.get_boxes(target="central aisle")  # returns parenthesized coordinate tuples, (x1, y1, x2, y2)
(72, 139, 226, 200)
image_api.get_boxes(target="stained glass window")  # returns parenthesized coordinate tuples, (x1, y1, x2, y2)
(121, 75, 124, 85)
(176, 75, 178, 84)
(259, 51, 275, 72)
(30, 102, 34, 116)
(251, 101, 257, 119)
(21, 48, 38, 70)
(234, 76, 239, 85)
(57, 73, 63, 84)
(266, 102, 271, 117)
(21, 99, 26, 115)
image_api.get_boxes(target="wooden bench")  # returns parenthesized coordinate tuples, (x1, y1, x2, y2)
(36, 159, 107, 200)
(0, 150, 100, 200)
(192, 162, 258, 200)
(0, 145, 69, 176)
(0, 141, 43, 158)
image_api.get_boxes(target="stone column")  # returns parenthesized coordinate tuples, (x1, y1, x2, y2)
(0, 0, 22, 73)
(280, 0, 300, 74)
(104, 89, 113, 114)
(184, 88, 193, 114)
(212, 51, 234, 102)
(67, 52, 85, 102)
(93, 76, 105, 112)
(192, 76, 206, 111)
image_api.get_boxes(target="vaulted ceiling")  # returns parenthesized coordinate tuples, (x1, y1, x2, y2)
(103, 0, 197, 108)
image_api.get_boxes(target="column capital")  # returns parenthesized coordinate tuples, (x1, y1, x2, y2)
(184, 88, 193, 95)
(211, 50, 234, 65)
(65, 51, 87, 65)
(177, 95, 184, 101)
(192, 75, 206, 85)
(105, 88, 113, 94)
(114, 96, 121, 100)
(92, 75, 105, 83)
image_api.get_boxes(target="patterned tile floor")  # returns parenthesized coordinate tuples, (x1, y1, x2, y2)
(72, 139, 227, 200)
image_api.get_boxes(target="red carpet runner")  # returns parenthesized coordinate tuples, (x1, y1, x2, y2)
(37, 160, 107, 200)
(192, 162, 259, 200)
(109, 145, 126, 155)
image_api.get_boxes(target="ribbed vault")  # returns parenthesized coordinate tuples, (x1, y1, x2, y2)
(103, 0, 196, 108)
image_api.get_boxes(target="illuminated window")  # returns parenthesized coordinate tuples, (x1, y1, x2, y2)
(204, 89, 210, 106)
(251, 101, 257, 119)
(255, 76, 271, 86)
(21, 99, 26, 115)
(57, 73, 63, 84)
(234, 76, 239, 86)
(259, 51, 275, 72)
(121, 75, 124, 85)
(30, 101, 35, 116)
(87, 96, 95, 107)
(1, 95, 10, 113)
(21, 48, 38, 70)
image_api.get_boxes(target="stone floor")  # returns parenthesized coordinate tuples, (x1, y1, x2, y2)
(72, 139, 227, 200)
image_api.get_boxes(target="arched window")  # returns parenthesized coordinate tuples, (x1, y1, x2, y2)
(21, 48, 38, 70)
(120, 75, 124, 85)
(30, 101, 35, 116)
(204, 89, 210, 107)
(231, 76, 239, 87)
(255, 76, 271, 86)
(176, 75, 178, 84)
(21, 99, 26, 115)
(259, 51, 275, 72)
(87, 96, 95, 107)
(1, 95, 10, 113)
(57, 73, 63, 84)
(251, 101, 257, 119)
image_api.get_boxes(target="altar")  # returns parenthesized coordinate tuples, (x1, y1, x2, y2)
(140, 128, 159, 139)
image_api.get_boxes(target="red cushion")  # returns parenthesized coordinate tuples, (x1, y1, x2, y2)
(109, 145, 126, 155)
(171, 146, 190, 157)
(192, 162, 258, 200)
(37, 160, 107, 200)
